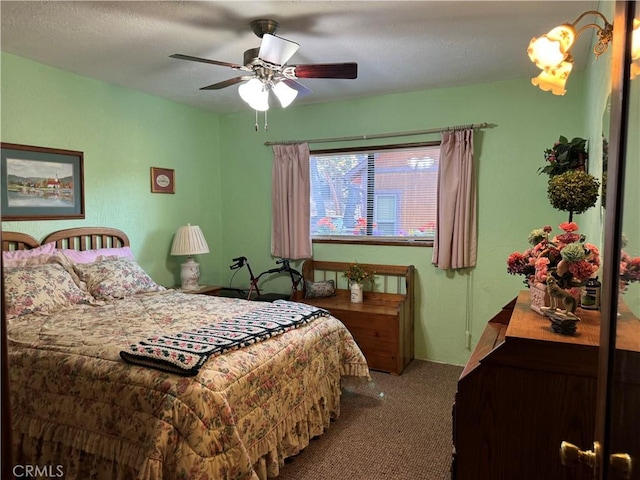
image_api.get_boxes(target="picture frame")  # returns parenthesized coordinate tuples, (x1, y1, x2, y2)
(1, 143, 85, 221)
(150, 167, 175, 194)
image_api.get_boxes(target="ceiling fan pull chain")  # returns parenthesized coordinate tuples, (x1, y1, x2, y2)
(254, 110, 259, 132)
(264, 111, 268, 131)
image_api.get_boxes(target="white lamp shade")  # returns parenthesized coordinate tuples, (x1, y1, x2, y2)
(273, 81, 299, 108)
(527, 25, 575, 70)
(239, 78, 270, 111)
(170, 224, 209, 256)
(531, 58, 573, 96)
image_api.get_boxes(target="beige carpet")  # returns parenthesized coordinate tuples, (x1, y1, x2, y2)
(276, 360, 463, 480)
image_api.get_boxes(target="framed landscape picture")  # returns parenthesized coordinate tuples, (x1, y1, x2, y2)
(1, 143, 85, 221)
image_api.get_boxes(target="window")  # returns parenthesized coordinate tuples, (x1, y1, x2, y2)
(310, 143, 439, 242)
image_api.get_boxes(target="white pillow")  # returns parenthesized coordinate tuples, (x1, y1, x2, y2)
(73, 257, 165, 300)
(2, 242, 56, 262)
(59, 246, 134, 264)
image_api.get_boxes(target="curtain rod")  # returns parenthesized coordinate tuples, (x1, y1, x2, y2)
(263, 122, 495, 146)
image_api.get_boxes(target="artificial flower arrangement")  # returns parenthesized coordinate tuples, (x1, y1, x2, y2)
(343, 262, 375, 285)
(507, 222, 601, 295)
(620, 251, 640, 292)
(620, 235, 640, 293)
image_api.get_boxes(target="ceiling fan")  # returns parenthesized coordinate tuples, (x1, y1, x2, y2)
(170, 19, 358, 111)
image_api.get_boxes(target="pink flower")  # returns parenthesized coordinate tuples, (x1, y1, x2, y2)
(559, 222, 579, 232)
(555, 232, 581, 244)
(569, 260, 597, 281)
(534, 257, 550, 283)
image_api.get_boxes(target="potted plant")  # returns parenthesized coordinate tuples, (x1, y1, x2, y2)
(547, 170, 600, 222)
(343, 263, 375, 303)
(539, 136, 588, 177)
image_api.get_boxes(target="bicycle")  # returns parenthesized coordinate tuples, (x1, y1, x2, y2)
(227, 256, 304, 302)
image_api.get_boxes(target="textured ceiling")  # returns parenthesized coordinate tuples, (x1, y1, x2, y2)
(0, 1, 600, 114)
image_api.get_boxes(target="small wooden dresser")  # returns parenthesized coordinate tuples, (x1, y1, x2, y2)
(452, 291, 640, 480)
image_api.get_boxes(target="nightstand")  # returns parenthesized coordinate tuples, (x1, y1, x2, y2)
(174, 285, 223, 296)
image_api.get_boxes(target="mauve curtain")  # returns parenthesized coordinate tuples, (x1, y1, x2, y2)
(271, 143, 312, 260)
(431, 129, 477, 269)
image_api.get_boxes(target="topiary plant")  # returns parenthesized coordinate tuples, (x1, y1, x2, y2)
(547, 170, 600, 222)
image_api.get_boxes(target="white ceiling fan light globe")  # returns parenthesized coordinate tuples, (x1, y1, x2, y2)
(239, 78, 270, 111)
(273, 81, 298, 108)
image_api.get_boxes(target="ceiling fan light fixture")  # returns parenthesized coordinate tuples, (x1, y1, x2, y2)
(239, 78, 270, 111)
(531, 57, 573, 96)
(272, 81, 298, 108)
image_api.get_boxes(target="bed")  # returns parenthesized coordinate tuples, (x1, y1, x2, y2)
(3, 227, 369, 480)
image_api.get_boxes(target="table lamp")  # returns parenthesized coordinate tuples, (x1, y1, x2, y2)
(170, 224, 210, 290)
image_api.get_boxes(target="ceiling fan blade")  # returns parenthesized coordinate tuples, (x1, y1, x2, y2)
(282, 79, 312, 98)
(258, 33, 300, 66)
(200, 76, 252, 90)
(290, 63, 358, 79)
(170, 53, 246, 71)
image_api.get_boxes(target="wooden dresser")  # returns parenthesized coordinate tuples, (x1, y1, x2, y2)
(452, 291, 640, 480)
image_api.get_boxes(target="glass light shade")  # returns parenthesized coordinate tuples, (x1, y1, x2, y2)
(238, 78, 270, 111)
(632, 19, 640, 60)
(531, 59, 573, 96)
(272, 81, 298, 108)
(528, 25, 575, 69)
(631, 19, 640, 79)
(170, 224, 209, 256)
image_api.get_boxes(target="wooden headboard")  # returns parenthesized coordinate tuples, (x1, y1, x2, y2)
(1, 232, 40, 251)
(1, 227, 129, 252)
(42, 227, 130, 250)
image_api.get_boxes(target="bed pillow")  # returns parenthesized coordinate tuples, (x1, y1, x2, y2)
(2, 242, 56, 262)
(3, 253, 57, 268)
(73, 257, 165, 300)
(58, 246, 134, 264)
(304, 279, 336, 298)
(4, 262, 96, 317)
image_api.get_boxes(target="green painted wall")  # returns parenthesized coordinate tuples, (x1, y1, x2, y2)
(1, 53, 222, 288)
(3, 44, 617, 366)
(218, 77, 591, 365)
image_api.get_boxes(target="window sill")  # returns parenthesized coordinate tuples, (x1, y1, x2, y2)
(312, 237, 433, 247)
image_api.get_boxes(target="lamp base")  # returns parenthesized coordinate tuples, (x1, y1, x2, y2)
(180, 257, 201, 290)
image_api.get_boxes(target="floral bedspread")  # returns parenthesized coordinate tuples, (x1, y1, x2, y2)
(8, 291, 369, 480)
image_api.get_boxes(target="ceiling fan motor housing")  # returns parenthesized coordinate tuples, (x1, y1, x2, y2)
(244, 48, 261, 66)
(250, 19, 279, 38)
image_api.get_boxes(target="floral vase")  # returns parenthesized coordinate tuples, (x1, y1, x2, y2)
(529, 281, 549, 315)
(350, 283, 364, 303)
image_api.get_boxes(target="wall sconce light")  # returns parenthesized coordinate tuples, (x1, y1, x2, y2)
(170, 224, 210, 290)
(631, 18, 640, 79)
(528, 10, 613, 95)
